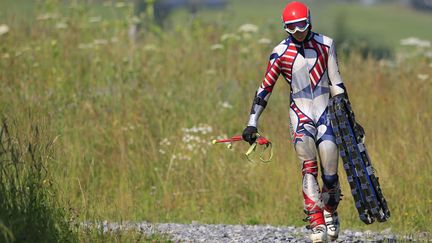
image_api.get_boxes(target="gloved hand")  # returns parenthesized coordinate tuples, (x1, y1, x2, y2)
(242, 126, 258, 145)
(355, 122, 365, 142)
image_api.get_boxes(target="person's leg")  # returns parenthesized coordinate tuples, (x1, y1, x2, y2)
(316, 110, 341, 240)
(290, 109, 326, 242)
(316, 110, 341, 212)
(295, 134, 325, 227)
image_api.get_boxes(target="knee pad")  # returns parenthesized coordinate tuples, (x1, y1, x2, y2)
(322, 174, 339, 189)
(322, 174, 341, 212)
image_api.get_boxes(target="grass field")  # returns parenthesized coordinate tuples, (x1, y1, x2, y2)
(0, 0, 431, 241)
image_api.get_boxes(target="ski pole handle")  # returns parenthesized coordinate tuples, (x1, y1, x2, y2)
(256, 136, 270, 146)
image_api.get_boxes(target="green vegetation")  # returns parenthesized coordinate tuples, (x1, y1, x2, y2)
(0, 120, 76, 242)
(79, 224, 172, 243)
(0, 0, 431, 241)
(184, 0, 432, 48)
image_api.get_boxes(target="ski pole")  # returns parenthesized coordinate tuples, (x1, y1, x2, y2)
(212, 134, 273, 163)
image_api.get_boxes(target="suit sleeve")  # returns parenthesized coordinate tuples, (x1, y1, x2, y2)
(247, 49, 282, 127)
(327, 41, 347, 97)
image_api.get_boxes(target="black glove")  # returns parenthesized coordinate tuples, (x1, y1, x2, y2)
(242, 126, 258, 145)
(355, 122, 365, 142)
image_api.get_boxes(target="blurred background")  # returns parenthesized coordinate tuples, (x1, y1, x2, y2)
(0, 0, 431, 241)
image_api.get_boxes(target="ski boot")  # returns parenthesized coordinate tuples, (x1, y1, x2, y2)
(324, 210, 339, 241)
(304, 211, 327, 243)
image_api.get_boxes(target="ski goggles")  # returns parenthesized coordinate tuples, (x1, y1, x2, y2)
(284, 19, 310, 34)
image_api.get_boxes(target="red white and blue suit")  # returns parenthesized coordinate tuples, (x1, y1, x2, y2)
(247, 31, 345, 227)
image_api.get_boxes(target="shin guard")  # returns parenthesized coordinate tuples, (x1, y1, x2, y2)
(302, 159, 325, 228)
(322, 174, 341, 213)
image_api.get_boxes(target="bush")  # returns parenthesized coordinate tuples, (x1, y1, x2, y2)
(333, 12, 393, 60)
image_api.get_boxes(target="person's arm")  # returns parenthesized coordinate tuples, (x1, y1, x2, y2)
(328, 41, 365, 138)
(327, 41, 347, 98)
(248, 51, 282, 127)
(243, 49, 282, 143)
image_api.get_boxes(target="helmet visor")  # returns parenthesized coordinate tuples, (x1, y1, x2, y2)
(284, 20, 310, 34)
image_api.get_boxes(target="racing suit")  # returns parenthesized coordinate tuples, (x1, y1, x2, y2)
(246, 31, 345, 227)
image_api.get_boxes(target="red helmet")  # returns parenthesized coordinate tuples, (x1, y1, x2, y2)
(281, 2, 311, 34)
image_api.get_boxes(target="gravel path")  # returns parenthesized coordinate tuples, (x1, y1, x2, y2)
(90, 221, 415, 242)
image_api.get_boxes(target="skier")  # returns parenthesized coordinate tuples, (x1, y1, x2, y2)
(242, 2, 348, 242)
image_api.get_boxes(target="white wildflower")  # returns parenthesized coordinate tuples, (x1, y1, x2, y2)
(94, 39, 108, 45)
(177, 154, 191, 161)
(0, 24, 9, 36)
(241, 33, 252, 40)
(89, 16, 102, 23)
(159, 149, 166, 155)
(143, 44, 158, 52)
(55, 22, 67, 29)
(131, 16, 141, 25)
(199, 124, 213, 134)
(182, 134, 191, 142)
(201, 148, 207, 154)
(215, 135, 228, 140)
(258, 38, 272, 45)
(221, 33, 240, 42)
(37, 13, 59, 21)
(378, 60, 396, 68)
(417, 74, 429, 81)
(2, 53, 10, 59)
(182, 134, 200, 143)
(238, 24, 259, 33)
(206, 69, 217, 75)
(21, 46, 31, 52)
(78, 43, 94, 49)
(37, 14, 50, 21)
(186, 144, 195, 151)
(211, 44, 224, 51)
(219, 101, 233, 109)
(181, 133, 188, 140)
(160, 138, 171, 146)
(400, 37, 431, 48)
(182, 124, 213, 135)
(240, 47, 248, 54)
(115, 2, 127, 8)
(424, 51, 432, 59)
(182, 128, 192, 133)
(150, 186, 157, 195)
(111, 37, 119, 43)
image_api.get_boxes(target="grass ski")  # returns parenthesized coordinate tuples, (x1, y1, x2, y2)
(328, 94, 390, 224)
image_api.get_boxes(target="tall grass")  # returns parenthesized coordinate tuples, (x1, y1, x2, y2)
(0, 119, 76, 242)
(0, 0, 431, 237)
